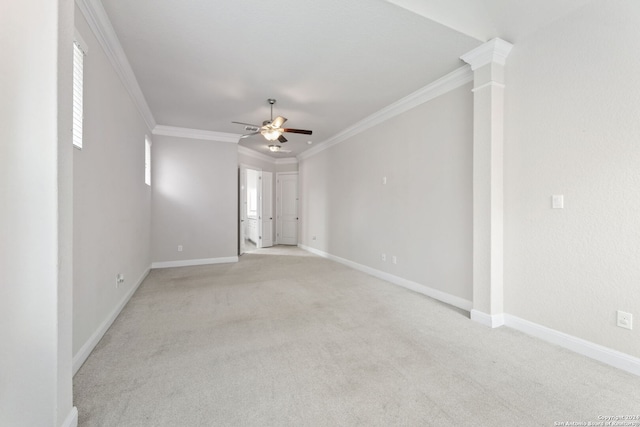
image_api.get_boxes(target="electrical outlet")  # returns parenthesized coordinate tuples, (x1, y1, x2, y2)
(392, 256, 397, 265)
(115, 273, 124, 288)
(381, 253, 386, 262)
(178, 245, 183, 252)
(617, 310, 633, 330)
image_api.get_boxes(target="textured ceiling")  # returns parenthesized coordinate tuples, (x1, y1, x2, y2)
(99, 0, 592, 158)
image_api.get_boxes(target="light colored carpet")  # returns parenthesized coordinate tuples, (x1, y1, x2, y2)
(74, 246, 639, 426)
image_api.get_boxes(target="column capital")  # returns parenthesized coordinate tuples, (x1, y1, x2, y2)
(460, 38, 513, 70)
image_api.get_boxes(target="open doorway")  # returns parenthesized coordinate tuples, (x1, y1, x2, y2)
(239, 165, 273, 255)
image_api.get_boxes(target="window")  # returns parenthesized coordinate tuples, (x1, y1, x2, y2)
(145, 136, 152, 186)
(72, 34, 87, 149)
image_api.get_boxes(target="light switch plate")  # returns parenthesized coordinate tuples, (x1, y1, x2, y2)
(552, 195, 564, 209)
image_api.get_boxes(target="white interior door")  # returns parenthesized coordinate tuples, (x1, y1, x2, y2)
(239, 166, 247, 255)
(277, 173, 298, 245)
(261, 172, 273, 247)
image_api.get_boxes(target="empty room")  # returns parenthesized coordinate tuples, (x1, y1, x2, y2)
(2, 0, 639, 426)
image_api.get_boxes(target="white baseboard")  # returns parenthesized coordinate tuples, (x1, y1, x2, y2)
(297, 245, 639, 377)
(61, 407, 78, 427)
(73, 267, 150, 375)
(298, 244, 472, 312)
(504, 314, 640, 377)
(470, 309, 505, 328)
(151, 256, 239, 269)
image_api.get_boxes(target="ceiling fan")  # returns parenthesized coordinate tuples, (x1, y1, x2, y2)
(233, 99, 312, 143)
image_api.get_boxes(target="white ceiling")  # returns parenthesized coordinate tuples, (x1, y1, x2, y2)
(99, 0, 592, 158)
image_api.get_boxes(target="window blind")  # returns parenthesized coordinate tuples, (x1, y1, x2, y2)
(73, 41, 84, 149)
(145, 136, 152, 186)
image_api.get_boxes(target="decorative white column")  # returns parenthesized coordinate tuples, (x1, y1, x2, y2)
(461, 38, 513, 328)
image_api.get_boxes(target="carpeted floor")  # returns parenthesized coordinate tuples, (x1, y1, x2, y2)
(74, 246, 640, 426)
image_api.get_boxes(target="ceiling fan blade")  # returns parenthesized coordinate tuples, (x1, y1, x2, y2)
(282, 128, 312, 135)
(278, 134, 288, 143)
(271, 116, 287, 128)
(232, 121, 261, 128)
(240, 131, 260, 139)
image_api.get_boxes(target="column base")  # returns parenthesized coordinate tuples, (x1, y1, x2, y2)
(471, 309, 505, 328)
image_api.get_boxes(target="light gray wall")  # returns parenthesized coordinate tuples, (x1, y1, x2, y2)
(73, 6, 152, 359)
(299, 84, 473, 301)
(504, 0, 640, 358)
(0, 0, 75, 425)
(152, 137, 238, 262)
(276, 161, 299, 173)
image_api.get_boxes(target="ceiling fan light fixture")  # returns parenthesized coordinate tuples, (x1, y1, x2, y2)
(268, 145, 281, 152)
(232, 99, 312, 146)
(262, 129, 282, 141)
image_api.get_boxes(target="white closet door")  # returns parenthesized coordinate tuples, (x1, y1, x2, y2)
(277, 173, 298, 245)
(261, 172, 273, 247)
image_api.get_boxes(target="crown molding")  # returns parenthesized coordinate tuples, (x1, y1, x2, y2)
(298, 65, 473, 161)
(460, 38, 513, 71)
(75, 0, 156, 131)
(153, 125, 241, 143)
(238, 145, 274, 162)
(275, 158, 298, 165)
(237, 145, 298, 164)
